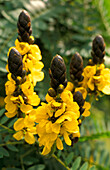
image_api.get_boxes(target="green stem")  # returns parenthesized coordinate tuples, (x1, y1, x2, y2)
(0, 123, 15, 133)
(52, 154, 70, 170)
(0, 141, 24, 147)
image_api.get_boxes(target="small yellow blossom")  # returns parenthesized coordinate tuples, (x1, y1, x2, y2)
(13, 116, 37, 144)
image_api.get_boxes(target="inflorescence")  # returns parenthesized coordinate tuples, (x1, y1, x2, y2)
(4, 10, 110, 155)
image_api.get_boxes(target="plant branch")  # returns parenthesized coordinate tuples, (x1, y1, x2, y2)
(52, 154, 70, 170)
(0, 123, 15, 133)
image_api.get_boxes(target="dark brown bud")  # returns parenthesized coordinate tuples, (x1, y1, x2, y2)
(70, 52, 84, 83)
(17, 10, 33, 43)
(57, 84, 64, 93)
(91, 35, 105, 64)
(49, 55, 67, 90)
(8, 48, 23, 77)
(73, 91, 84, 107)
(48, 88, 57, 97)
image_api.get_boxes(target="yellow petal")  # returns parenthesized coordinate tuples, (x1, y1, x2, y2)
(28, 93, 40, 106)
(64, 131, 71, 146)
(42, 146, 51, 155)
(87, 77, 94, 91)
(20, 104, 33, 114)
(14, 118, 25, 131)
(46, 121, 52, 133)
(5, 102, 17, 113)
(102, 84, 110, 95)
(56, 115, 72, 123)
(45, 93, 53, 102)
(15, 39, 30, 55)
(32, 71, 44, 84)
(52, 101, 61, 107)
(5, 81, 15, 95)
(52, 123, 60, 134)
(24, 115, 35, 127)
(5, 111, 17, 118)
(82, 110, 90, 117)
(72, 132, 80, 138)
(65, 82, 74, 91)
(56, 138, 63, 150)
(25, 132, 35, 144)
(83, 102, 91, 110)
(55, 103, 65, 117)
(13, 131, 23, 141)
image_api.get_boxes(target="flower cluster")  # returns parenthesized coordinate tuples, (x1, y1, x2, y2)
(5, 10, 44, 144)
(81, 35, 110, 97)
(36, 87, 80, 155)
(4, 10, 110, 156)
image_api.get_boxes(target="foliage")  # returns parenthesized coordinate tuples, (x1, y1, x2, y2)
(0, 0, 110, 169)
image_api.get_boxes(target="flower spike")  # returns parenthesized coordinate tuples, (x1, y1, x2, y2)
(91, 35, 105, 64)
(70, 52, 84, 86)
(17, 10, 33, 44)
(49, 55, 67, 91)
(8, 48, 24, 77)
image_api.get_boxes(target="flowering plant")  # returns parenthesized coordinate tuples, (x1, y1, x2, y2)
(1, 9, 110, 170)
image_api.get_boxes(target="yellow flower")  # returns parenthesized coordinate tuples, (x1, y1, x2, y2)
(5, 80, 15, 95)
(35, 89, 80, 155)
(21, 79, 40, 106)
(82, 64, 110, 95)
(65, 82, 74, 92)
(15, 39, 30, 55)
(82, 102, 91, 117)
(5, 95, 18, 117)
(13, 116, 37, 144)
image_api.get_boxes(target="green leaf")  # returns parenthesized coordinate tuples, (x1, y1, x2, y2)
(0, 115, 9, 124)
(8, 118, 18, 128)
(79, 132, 110, 142)
(7, 144, 18, 152)
(0, 108, 5, 117)
(0, 146, 9, 157)
(89, 165, 96, 170)
(27, 164, 45, 170)
(79, 162, 88, 170)
(65, 152, 74, 165)
(72, 156, 81, 170)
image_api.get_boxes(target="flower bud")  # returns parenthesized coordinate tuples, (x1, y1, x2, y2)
(57, 84, 64, 93)
(17, 10, 33, 43)
(8, 48, 23, 77)
(49, 55, 67, 90)
(91, 35, 105, 64)
(48, 88, 57, 97)
(70, 52, 84, 83)
(73, 91, 84, 107)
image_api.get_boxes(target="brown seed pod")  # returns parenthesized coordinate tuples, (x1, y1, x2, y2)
(91, 35, 105, 64)
(49, 55, 67, 91)
(70, 52, 84, 83)
(8, 48, 24, 77)
(17, 10, 33, 43)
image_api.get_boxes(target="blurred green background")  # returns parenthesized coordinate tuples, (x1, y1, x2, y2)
(0, 0, 110, 169)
